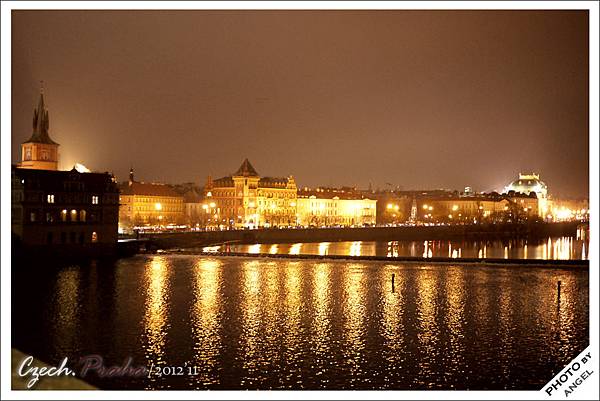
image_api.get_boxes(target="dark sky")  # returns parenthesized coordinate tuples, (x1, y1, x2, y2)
(11, 10, 589, 198)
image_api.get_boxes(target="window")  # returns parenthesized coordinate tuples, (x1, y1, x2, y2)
(79, 210, 86, 222)
(47, 194, 55, 203)
(92, 196, 99, 205)
(41, 150, 49, 160)
(61, 209, 67, 222)
(25, 147, 31, 161)
(30, 212, 36, 222)
(91, 231, 98, 243)
(46, 212, 54, 223)
(70, 209, 77, 222)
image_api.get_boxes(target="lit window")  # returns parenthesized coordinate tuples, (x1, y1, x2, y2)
(91, 232, 98, 243)
(92, 196, 99, 205)
(70, 209, 78, 222)
(47, 194, 55, 203)
(80, 210, 87, 222)
(61, 210, 67, 222)
(30, 212, 36, 222)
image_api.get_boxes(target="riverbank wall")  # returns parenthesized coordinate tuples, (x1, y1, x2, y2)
(143, 221, 584, 249)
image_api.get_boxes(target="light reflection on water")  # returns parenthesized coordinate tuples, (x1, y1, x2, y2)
(14, 255, 588, 390)
(143, 256, 171, 385)
(189, 259, 222, 388)
(230, 236, 588, 260)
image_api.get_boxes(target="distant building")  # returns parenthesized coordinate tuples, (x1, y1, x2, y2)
(118, 168, 184, 229)
(172, 183, 205, 226)
(296, 187, 377, 227)
(11, 166, 119, 256)
(18, 86, 59, 171)
(205, 159, 298, 228)
(503, 173, 548, 217)
(417, 192, 539, 223)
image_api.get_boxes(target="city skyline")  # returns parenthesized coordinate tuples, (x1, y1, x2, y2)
(11, 10, 589, 198)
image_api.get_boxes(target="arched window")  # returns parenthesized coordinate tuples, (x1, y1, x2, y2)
(80, 210, 87, 222)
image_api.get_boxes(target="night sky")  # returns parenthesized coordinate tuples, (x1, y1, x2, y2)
(11, 10, 589, 198)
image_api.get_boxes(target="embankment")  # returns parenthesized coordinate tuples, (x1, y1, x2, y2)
(143, 221, 584, 250)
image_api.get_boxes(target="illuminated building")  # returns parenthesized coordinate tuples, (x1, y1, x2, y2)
(119, 168, 184, 229)
(417, 193, 539, 223)
(11, 166, 119, 256)
(205, 159, 297, 228)
(549, 198, 589, 222)
(296, 187, 377, 227)
(177, 184, 204, 226)
(18, 85, 59, 171)
(503, 173, 548, 217)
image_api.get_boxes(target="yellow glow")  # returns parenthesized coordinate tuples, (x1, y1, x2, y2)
(190, 259, 222, 385)
(349, 241, 362, 256)
(452, 205, 459, 211)
(143, 257, 170, 366)
(318, 242, 330, 256)
(248, 201, 255, 208)
(312, 263, 332, 359)
(240, 261, 261, 370)
(209, 202, 216, 208)
(289, 243, 302, 255)
(422, 204, 428, 210)
(155, 202, 162, 211)
(387, 203, 393, 209)
(428, 206, 433, 211)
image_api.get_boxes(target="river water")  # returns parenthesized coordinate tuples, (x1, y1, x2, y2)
(12, 254, 588, 390)
(219, 236, 589, 260)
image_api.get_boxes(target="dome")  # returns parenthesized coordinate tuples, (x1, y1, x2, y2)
(503, 173, 548, 198)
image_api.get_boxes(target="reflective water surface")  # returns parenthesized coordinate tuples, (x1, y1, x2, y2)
(13, 256, 588, 390)
(222, 236, 589, 260)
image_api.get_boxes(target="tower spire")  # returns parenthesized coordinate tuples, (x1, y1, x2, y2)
(25, 83, 58, 145)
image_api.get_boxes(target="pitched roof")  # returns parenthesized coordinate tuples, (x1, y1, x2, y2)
(234, 158, 259, 177)
(120, 182, 181, 197)
(24, 90, 59, 145)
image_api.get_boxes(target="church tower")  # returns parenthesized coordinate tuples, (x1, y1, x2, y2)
(19, 84, 59, 170)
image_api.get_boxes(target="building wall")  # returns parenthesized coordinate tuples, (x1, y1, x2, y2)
(119, 193, 184, 228)
(18, 143, 59, 171)
(296, 196, 377, 227)
(416, 196, 538, 223)
(207, 176, 297, 228)
(11, 167, 119, 254)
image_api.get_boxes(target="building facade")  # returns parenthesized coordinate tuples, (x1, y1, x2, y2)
(503, 172, 549, 217)
(415, 193, 539, 223)
(205, 159, 298, 228)
(118, 168, 185, 230)
(18, 87, 59, 171)
(11, 166, 119, 256)
(296, 187, 377, 227)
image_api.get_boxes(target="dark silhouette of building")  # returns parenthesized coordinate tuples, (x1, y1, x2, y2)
(12, 166, 120, 258)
